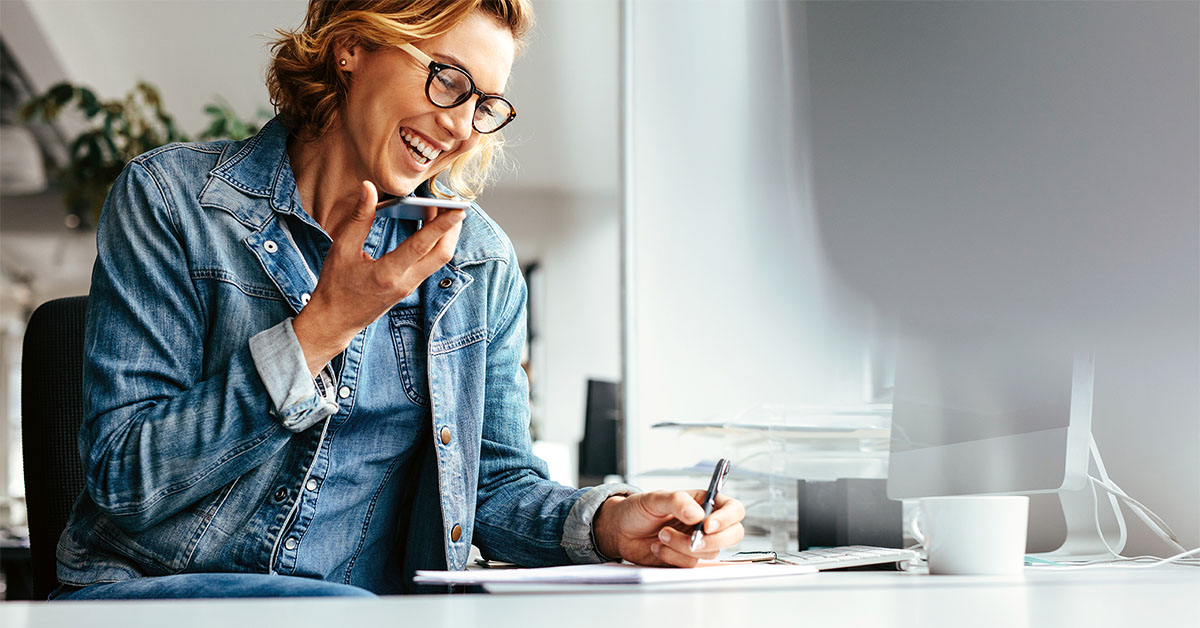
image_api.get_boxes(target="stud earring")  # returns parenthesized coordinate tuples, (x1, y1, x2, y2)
(339, 59, 348, 67)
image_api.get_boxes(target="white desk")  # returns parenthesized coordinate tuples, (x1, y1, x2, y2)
(2, 567, 1195, 628)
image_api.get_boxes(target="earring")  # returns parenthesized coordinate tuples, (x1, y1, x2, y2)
(339, 59, 348, 67)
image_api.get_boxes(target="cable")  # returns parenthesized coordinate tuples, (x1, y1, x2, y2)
(1090, 476, 1186, 552)
(1087, 436, 1187, 555)
(1030, 546, 1200, 570)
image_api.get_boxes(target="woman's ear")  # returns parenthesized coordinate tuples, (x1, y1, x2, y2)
(334, 38, 359, 72)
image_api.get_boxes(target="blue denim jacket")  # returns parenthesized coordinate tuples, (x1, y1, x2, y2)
(58, 118, 634, 593)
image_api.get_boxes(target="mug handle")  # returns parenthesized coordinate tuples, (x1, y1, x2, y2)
(910, 513, 926, 547)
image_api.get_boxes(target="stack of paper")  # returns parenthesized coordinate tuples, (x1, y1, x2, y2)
(414, 561, 816, 586)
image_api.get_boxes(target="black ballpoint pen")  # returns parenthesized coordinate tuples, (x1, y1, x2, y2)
(690, 458, 731, 551)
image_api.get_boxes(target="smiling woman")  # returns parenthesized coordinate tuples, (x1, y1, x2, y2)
(50, 0, 745, 601)
(268, 0, 527, 201)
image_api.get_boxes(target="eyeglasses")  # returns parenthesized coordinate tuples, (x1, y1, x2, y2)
(398, 43, 516, 134)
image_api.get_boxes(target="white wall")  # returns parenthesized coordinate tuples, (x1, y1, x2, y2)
(11, 0, 301, 136)
(626, 1, 877, 478)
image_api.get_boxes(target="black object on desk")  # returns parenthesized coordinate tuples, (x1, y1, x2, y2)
(578, 379, 620, 486)
(797, 478, 902, 550)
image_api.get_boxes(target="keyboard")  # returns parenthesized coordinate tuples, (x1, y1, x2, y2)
(776, 545, 920, 570)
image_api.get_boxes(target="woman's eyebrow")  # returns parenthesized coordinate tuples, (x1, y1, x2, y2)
(431, 52, 506, 96)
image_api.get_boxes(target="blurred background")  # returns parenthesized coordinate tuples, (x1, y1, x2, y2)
(0, 0, 1196, 597)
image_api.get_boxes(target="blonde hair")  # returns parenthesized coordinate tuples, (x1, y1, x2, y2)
(267, 0, 534, 199)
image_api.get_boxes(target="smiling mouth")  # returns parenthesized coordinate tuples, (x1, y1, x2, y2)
(400, 128, 442, 165)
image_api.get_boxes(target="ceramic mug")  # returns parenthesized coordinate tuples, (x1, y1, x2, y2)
(912, 495, 1029, 575)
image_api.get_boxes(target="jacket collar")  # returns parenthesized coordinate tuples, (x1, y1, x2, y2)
(197, 117, 509, 267)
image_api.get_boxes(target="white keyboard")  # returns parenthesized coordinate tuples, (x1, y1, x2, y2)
(777, 545, 919, 570)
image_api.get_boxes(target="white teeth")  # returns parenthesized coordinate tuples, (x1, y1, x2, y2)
(400, 128, 441, 164)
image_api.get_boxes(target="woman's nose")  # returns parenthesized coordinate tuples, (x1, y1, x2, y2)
(438, 100, 475, 141)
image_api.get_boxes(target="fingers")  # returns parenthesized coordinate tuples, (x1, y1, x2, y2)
(380, 208, 466, 269)
(702, 494, 746, 534)
(649, 527, 722, 567)
(641, 490, 706, 525)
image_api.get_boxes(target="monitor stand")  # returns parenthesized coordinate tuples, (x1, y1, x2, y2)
(1028, 437, 1127, 562)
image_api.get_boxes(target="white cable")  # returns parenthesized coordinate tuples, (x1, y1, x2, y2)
(1030, 545, 1200, 570)
(1087, 436, 1187, 554)
(1088, 477, 1123, 560)
(1090, 477, 1185, 550)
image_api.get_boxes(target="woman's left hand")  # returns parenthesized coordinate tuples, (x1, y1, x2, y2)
(591, 490, 745, 567)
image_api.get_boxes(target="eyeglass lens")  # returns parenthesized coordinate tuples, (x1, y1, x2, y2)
(428, 66, 513, 133)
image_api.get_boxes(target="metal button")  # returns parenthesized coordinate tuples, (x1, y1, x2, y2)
(438, 278, 453, 289)
(284, 537, 298, 551)
(439, 426, 452, 446)
(306, 478, 319, 492)
(300, 293, 311, 305)
(338, 386, 351, 399)
(451, 524, 462, 542)
(263, 240, 278, 253)
(273, 487, 288, 502)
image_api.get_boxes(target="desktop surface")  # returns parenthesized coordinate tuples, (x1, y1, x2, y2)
(3, 567, 1194, 628)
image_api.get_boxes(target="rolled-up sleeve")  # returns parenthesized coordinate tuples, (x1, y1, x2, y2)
(561, 483, 640, 563)
(248, 317, 339, 432)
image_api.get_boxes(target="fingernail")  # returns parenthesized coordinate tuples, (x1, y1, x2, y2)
(360, 181, 369, 202)
(658, 529, 670, 543)
(650, 543, 660, 554)
(706, 520, 717, 533)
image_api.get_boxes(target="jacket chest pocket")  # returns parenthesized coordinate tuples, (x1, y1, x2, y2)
(388, 306, 430, 407)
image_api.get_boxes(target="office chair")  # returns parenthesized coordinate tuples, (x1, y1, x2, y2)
(20, 295, 89, 601)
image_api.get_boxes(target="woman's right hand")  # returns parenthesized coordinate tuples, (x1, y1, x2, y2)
(292, 180, 465, 375)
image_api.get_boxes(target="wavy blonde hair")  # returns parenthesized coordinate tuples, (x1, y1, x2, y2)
(267, 0, 534, 199)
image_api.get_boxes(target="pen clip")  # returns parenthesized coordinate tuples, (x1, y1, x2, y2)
(715, 458, 731, 492)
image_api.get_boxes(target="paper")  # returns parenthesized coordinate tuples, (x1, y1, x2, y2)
(413, 561, 816, 586)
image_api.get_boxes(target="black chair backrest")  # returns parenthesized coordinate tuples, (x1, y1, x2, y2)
(21, 296, 88, 600)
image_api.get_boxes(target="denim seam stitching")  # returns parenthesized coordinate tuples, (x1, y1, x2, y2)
(430, 327, 487, 355)
(343, 455, 404, 583)
(390, 317, 431, 407)
(190, 269, 286, 301)
(104, 423, 281, 516)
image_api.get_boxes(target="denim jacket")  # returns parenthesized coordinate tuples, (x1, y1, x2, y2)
(57, 118, 634, 593)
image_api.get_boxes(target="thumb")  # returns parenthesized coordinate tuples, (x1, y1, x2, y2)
(337, 180, 379, 245)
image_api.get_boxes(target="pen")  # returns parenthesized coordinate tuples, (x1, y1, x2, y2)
(690, 458, 731, 551)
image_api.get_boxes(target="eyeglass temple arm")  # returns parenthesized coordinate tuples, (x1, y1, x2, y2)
(398, 43, 434, 68)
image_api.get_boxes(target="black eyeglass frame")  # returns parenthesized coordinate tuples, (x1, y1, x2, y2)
(398, 43, 516, 134)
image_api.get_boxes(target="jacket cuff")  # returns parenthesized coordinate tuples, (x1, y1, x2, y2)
(248, 317, 339, 432)
(561, 482, 640, 564)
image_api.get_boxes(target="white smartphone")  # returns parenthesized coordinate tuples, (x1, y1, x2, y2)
(376, 195, 472, 221)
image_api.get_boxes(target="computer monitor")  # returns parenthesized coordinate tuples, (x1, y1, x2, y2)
(886, 331, 1123, 559)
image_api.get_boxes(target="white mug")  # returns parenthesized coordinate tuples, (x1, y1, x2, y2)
(912, 495, 1029, 575)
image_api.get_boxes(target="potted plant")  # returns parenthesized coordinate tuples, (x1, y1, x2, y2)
(19, 81, 267, 224)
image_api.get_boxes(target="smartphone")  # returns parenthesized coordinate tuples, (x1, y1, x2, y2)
(376, 195, 472, 221)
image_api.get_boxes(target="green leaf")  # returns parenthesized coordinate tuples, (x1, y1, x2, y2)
(49, 82, 75, 106)
(80, 89, 101, 117)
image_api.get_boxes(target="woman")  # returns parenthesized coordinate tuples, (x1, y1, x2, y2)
(53, 0, 744, 599)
